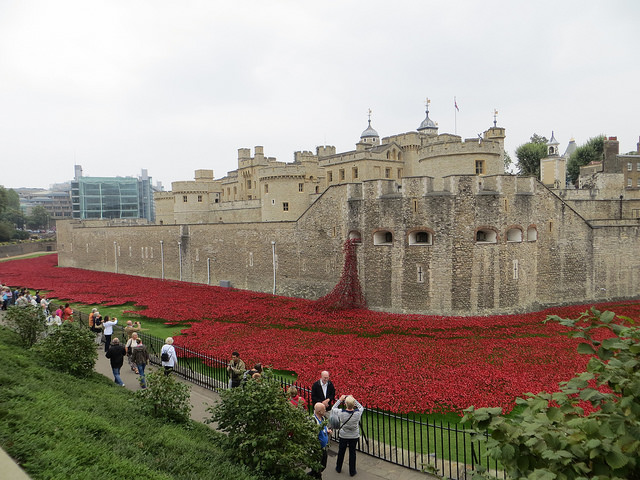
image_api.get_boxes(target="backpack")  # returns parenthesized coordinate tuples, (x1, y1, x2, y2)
(161, 346, 170, 362)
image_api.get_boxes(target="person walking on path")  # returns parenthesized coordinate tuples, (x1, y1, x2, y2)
(334, 394, 365, 477)
(102, 316, 118, 353)
(125, 332, 140, 374)
(160, 337, 178, 376)
(130, 338, 150, 388)
(105, 337, 127, 386)
(89, 309, 103, 345)
(226, 351, 245, 388)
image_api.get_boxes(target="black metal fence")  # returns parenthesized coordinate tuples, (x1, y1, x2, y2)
(70, 307, 503, 480)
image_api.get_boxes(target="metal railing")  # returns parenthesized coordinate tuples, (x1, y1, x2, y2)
(70, 306, 503, 480)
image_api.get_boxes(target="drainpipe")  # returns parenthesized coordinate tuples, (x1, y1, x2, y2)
(160, 240, 164, 280)
(113, 241, 118, 273)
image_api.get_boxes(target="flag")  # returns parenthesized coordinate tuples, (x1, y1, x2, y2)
(454, 97, 459, 112)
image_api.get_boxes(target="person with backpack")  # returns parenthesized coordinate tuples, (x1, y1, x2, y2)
(160, 337, 178, 376)
(89, 309, 104, 345)
(333, 395, 365, 477)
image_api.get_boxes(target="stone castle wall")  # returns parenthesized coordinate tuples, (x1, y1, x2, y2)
(57, 174, 640, 315)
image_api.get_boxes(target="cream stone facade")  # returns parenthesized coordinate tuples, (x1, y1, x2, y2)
(57, 111, 640, 315)
(155, 108, 506, 225)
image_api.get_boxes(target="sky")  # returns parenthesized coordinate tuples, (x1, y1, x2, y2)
(1, 0, 639, 190)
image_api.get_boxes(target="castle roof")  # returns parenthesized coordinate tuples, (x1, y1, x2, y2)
(361, 119, 379, 139)
(564, 138, 577, 157)
(417, 107, 438, 133)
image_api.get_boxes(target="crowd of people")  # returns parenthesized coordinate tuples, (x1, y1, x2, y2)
(1, 289, 363, 478)
(228, 352, 365, 478)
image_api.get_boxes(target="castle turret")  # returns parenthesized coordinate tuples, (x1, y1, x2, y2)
(547, 131, 560, 156)
(540, 131, 566, 188)
(417, 99, 438, 136)
(358, 109, 380, 147)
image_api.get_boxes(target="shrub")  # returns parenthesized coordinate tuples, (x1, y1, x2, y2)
(5, 305, 47, 347)
(463, 308, 640, 480)
(134, 370, 191, 422)
(208, 370, 321, 479)
(35, 321, 98, 377)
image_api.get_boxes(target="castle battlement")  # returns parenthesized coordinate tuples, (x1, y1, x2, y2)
(419, 137, 502, 158)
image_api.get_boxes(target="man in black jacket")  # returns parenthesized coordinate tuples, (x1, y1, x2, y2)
(311, 370, 336, 411)
(106, 337, 127, 387)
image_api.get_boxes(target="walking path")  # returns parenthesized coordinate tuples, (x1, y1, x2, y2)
(95, 353, 434, 480)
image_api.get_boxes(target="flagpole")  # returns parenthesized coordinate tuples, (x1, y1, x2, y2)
(454, 96, 457, 135)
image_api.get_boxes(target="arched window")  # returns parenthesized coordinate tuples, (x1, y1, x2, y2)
(348, 231, 362, 243)
(506, 228, 523, 242)
(373, 230, 393, 245)
(475, 228, 497, 244)
(408, 230, 433, 245)
(527, 226, 538, 242)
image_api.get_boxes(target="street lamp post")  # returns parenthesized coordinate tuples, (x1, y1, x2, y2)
(271, 241, 276, 295)
(178, 241, 182, 281)
(160, 240, 164, 280)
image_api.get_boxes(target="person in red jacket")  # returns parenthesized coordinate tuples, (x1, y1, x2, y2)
(62, 303, 73, 322)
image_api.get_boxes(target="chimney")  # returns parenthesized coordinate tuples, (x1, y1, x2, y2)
(602, 137, 620, 173)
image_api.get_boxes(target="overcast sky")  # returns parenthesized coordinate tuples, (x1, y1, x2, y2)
(1, 0, 638, 190)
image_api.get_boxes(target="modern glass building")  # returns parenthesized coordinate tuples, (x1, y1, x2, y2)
(71, 169, 156, 221)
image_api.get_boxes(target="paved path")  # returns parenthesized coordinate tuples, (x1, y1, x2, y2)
(95, 352, 435, 480)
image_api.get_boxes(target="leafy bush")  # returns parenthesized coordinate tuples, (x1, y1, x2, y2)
(36, 321, 97, 377)
(134, 370, 192, 422)
(5, 305, 47, 347)
(463, 308, 640, 480)
(208, 370, 321, 479)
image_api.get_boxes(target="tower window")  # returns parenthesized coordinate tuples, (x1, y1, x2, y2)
(475, 160, 485, 175)
(385, 168, 391, 178)
(298, 183, 304, 192)
(283, 202, 289, 211)
(183, 195, 188, 203)
(197, 195, 203, 203)
(409, 230, 433, 245)
(373, 230, 393, 245)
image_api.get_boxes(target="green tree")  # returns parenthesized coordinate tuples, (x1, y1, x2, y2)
(26, 205, 50, 230)
(36, 321, 98, 377)
(515, 134, 548, 178)
(0, 221, 13, 242)
(0, 186, 19, 216)
(208, 371, 321, 479)
(5, 305, 47, 347)
(567, 135, 605, 185)
(503, 151, 513, 172)
(463, 308, 640, 480)
(135, 369, 192, 422)
(1, 209, 25, 230)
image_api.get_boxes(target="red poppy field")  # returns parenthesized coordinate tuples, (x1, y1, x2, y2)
(2, 254, 638, 413)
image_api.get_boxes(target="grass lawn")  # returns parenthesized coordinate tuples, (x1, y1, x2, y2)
(0, 326, 257, 480)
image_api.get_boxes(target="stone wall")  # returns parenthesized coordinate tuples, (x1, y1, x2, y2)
(57, 174, 640, 315)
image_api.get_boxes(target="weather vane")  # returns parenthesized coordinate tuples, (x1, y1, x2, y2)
(493, 109, 498, 127)
(368, 108, 372, 122)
